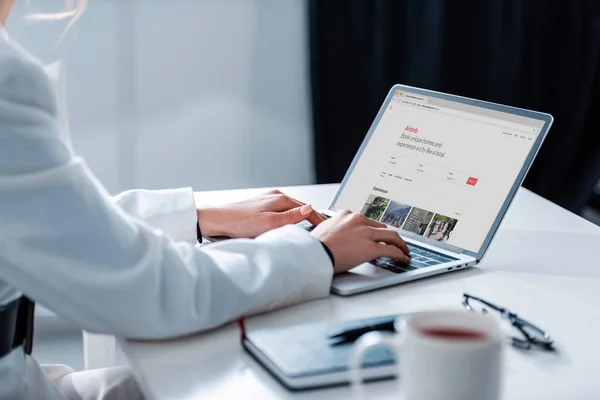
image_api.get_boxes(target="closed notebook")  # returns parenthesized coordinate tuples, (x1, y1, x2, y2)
(243, 315, 399, 390)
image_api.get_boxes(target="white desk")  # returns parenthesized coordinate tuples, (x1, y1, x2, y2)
(121, 185, 600, 400)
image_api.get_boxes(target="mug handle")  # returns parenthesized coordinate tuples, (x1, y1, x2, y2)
(349, 330, 403, 400)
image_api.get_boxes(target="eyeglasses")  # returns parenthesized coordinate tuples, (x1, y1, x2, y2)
(462, 293, 555, 351)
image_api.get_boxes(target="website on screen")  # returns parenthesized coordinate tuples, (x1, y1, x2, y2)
(333, 91, 544, 253)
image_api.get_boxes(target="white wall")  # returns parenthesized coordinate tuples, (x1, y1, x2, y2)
(7, 0, 314, 194)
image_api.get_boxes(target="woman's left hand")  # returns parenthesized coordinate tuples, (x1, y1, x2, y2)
(196, 189, 327, 238)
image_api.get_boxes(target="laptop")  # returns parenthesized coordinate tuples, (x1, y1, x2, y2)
(300, 84, 553, 296)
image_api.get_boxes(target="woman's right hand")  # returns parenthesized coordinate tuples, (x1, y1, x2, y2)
(311, 210, 411, 274)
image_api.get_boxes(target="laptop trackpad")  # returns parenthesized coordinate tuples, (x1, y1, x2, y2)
(331, 263, 397, 295)
(333, 262, 396, 282)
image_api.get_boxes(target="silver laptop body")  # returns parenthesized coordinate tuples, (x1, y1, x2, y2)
(321, 84, 553, 296)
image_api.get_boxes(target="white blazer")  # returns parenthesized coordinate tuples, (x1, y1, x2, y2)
(0, 29, 332, 399)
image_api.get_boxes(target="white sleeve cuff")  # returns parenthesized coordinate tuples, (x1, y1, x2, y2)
(254, 225, 334, 302)
(112, 188, 198, 243)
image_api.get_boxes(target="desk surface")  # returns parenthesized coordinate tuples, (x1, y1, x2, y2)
(122, 185, 600, 400)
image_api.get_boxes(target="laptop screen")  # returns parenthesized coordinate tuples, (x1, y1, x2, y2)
(331, 87, 549, 255)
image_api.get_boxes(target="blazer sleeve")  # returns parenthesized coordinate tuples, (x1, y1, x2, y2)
(111, 188, 198, 244)
(0, 35, 333, 339)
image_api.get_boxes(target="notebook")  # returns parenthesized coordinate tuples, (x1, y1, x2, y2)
(243, 315, 399, 390)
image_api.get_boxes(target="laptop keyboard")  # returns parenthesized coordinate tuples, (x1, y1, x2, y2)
(301, 223, 317, 232)
(297, 221, 458, 274)
(373, 243, 458, 273)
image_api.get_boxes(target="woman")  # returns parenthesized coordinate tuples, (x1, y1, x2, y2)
(0, 1, 410, 398)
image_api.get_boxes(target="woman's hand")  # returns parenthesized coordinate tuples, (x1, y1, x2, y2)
(311, 210, 410, 274)
(197, 189, 327, 238)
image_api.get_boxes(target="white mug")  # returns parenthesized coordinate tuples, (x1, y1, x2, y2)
(350, 311, 504, 400)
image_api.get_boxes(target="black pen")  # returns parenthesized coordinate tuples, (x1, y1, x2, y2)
(329, 319, 397, 344)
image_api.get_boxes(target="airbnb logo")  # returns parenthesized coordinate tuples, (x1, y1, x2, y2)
(405, 125, 419, 133)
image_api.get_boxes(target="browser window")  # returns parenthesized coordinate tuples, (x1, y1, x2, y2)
(333, 90, 546, 253)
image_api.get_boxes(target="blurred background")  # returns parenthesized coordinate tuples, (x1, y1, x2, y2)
(8, 0, 315, 194)
(6, 0, 600, 369)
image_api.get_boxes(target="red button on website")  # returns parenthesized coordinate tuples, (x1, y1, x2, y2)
(466, 177, 478, 186)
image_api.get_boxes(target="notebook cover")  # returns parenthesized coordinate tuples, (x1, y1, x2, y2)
(243, 315, 399, 387)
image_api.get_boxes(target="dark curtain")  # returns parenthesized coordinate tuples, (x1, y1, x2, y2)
(309, 0, 600, 213)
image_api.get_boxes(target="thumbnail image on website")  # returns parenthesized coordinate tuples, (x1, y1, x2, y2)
(360, 195, 390, 221)
(360, 196, 457, 243)
(380, 201, 411, 228)
(334, 89, 544, 253)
